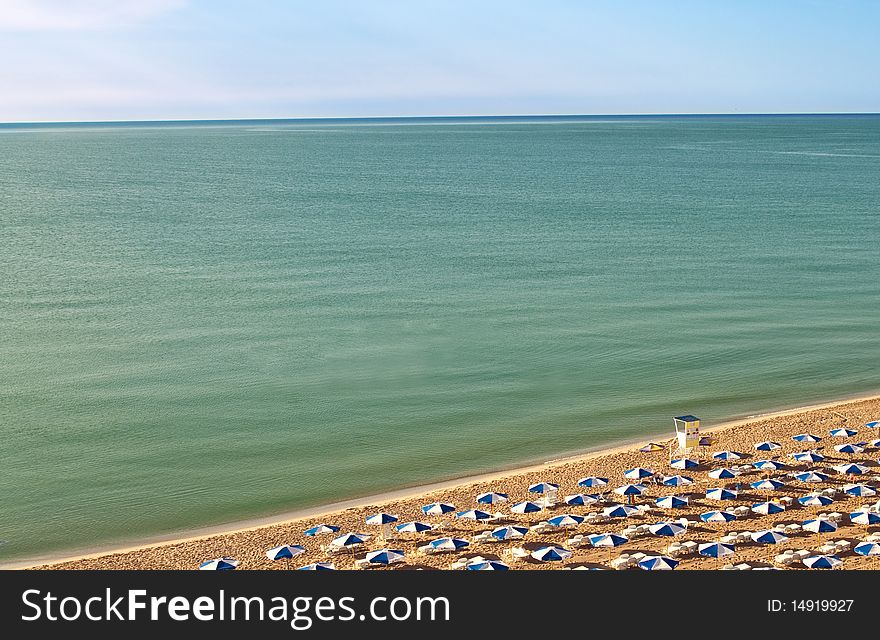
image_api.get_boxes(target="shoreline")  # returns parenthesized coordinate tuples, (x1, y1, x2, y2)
(8, 388, 880, 570)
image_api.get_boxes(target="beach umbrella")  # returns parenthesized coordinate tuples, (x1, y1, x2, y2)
(640, 442, 665, 453)
(589, 533, 629, 548)
(751, 530, 788, 546)
(803, 555, 842, 570)
(791, 452, 824, 463)
(754, 441, 782, 452)
(603, 504, 639, 518)
(467, 560, 510, 571)
(266, 545, 306, 570)
(835, 443, 864, 455)
(866, 421, 880, 429)
(528, 482, 559, 494)
(834, 463, 869, 476)
(670, 457, 699, 470)
(706, 488, 738, 501)
(428, 537, 470, 552)
(849, 511, 880, 526)
(614, 483, 646, 503)
(624, 467, 654, 480)
(365, 549, 406, 566)
(304, 524, 340, 537)
(830, 428, 857, 438)
(712, 451, 743, 461)
(366, 512, 399, 541)
(698, 542, 735, 559)
(199, 557, 239, 571)
(656, 495, 689, 509)
(547, 514, 585, 528)
(395, 521, 433, 534)
(649, 522, 686, 538)
(869, 439, 880, 448)
(750, 479, 785, 492)
(843, 484, 877, 498)
(511, 501, 543, 514)
(792, 433, 822, 443)
(708, 467, 738, 480)
(662, 475, 694, 487)
(490, 525, 529, 541)
(329, 533, 370, 552)
(638, 555, 679, 570)
(753, 460, 786, 472)
(564, 493, 599, 506)
(297, 562, 336, 570)
(700, 510, 737, 524)
(751, 501, 785, 516)
(803, 518, 838, 535)
(793, 471, 830, 483)
(422, 502, 456, 517)
(456, 509, 492, 521)
(798, 494, 834, 507)
(578, 476, 609, 489)
(854, 541, 880, 561)
(699, 436, 714, 447)
(530, 546, 572, 563)
(476, 492, 509, 506)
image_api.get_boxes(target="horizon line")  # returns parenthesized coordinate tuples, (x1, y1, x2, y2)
(2, 110, 880, 126)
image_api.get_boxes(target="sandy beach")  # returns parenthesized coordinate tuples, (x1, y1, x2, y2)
(18, 393, 880, 571)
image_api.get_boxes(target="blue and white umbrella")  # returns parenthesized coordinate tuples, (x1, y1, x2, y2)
(793, 471, 830, 483)
(395, 521, 433, 534)
(266, 545, 306, 568)
(649, 522, 686, 537)
(531, 546, 572, 562)
(706, 488, 738, 501)
(365, 549, 405, 566)
(428, 537, 470, 552)
(750, 530, 789, 545)
(670, 458, 699, 470)
(755, 441, 782, 452)
(614, 483, 647, 496)
(638, 555, 679, 570)
(751, 501, 785, 516)
(467, 560, 510, 571)
(304, 524, 340, 537)
(753, 460, 786, 471)
(798, 494, 834, 507)
(564, 493, 599, 506)
(547, 514, 585, 528)
(456, 509, 493, 521)
(421, 502, 456, 516)
(588, 533, 628, 548)
(803, 518, 838, 534)
(843, 484, 877, 498)
(708, 467, 738, 480)
(490, 525, 529, 541)
(578, 476, 609, 489)
(624, 467, 655, 480)
(510, 501, 543, 514)
(662, 475, 694, 487)
(792, 433, 822, 443)
(366, 513, 399, 525)
(712, 451, 743, 461)
(477, 492, 509, 505)
(791, 451, 824, 463)
(698, 542, 735, 558)
(199, 557, 239, 571)
(870, 439, 880, 448)
(854, 541, 880, 557)
(603, 504, 638, 518)
(835, 443, 864, 454)
(866, 421, 880, 429)
(329, 533, 370, 549)
(849, 511, 880, 526)
(751, 479, 785, 491)
(700, 510, 737, 524)
(803, 554, 842, 569)
(297, 562, 336, 570)
(834, 463, 868, 475)
(830, 428, 857, 438)
(528, 482, 559, 494)
(656, 495, 689, 509)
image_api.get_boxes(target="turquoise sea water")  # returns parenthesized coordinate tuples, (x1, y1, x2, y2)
(1, 115, 879, 562)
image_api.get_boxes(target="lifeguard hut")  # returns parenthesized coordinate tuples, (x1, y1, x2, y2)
(672, 415, 702, 459)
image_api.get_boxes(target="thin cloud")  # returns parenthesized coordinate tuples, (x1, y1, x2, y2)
(0, 0, 186, 31)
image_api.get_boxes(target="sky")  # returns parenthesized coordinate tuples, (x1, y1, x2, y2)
(1, 0, 878, 122)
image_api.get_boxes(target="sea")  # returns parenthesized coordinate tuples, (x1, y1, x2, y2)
(1, 114, 879, 563)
